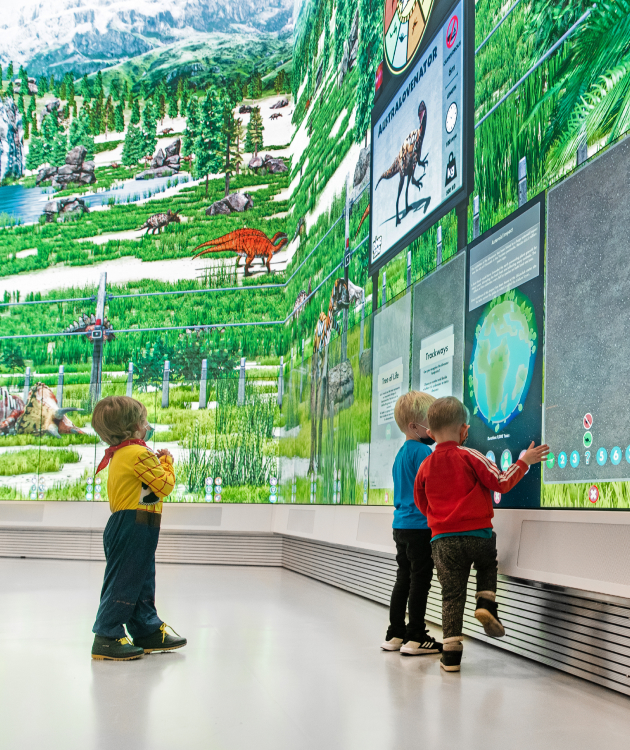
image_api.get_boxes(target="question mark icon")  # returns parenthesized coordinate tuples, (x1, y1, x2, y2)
(585, 450, 591, 465)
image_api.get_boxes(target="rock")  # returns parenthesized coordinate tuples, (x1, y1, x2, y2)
(327, 360, 355, 416)
(152, 148, 165, 168)
(239, 105, 253, 114)
(164, 139, 181, 158)
(65, 145, 87, 166)
(205, 192, 254, 216)
(78, 172, 96, 184)
(41, 99, 60, 121)
(354, 146, 371, 187)
(135, 166, 176, 180)
(248, 155, 264, 171)
(359, 349, 372, 378)
(36, 165, 57, 185)
(56, 164, 75, 176)
(164, 155, 180, 168)
(270, 99, 289, 110)
(0, 97, 24, 182)
(43, 197, 88, 222)
(28, 81, 38, 95)
(82, 160, 95, 172)
(263, 157, 287, 174)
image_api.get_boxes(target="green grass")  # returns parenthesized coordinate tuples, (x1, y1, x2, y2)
(0, 448, 80, 476)
(542, 482, 630, 509)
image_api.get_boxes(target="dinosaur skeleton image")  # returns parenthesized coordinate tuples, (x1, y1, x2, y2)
(0, 384, 83, 437)
(376, 101, 429, 226)
(309, 278, 350, 475)
(193, 229, 288, 276)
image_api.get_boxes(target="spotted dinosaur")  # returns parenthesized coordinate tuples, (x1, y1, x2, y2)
(193, 229, 288, 276)
(376, 101, 428, 226)
(139, 209, 181, 235)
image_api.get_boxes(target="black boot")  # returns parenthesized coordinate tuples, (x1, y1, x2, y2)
(475, 596, 506, 637)
(92, 635, 144, 661)
(133, 623, 187, 653)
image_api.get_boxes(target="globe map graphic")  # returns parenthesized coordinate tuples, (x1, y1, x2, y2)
(469, 291, 537, 432)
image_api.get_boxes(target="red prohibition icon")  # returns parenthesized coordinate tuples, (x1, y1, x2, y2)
(583, 413, 593, 429)
(446, 16, 458, 48)
(588, 485, 599, 504)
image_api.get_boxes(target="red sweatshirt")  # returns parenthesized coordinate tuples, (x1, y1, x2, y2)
(414, 441, 527, 537)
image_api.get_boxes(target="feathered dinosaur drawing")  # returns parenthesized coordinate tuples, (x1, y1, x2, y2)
(193, 229, 288, 277)
(0, 384, 83, 438)
(309, 279, 350, 474)
(138, 209, 181, 235)
(292, 278, 312, 321)
(376, 101, 428, 226)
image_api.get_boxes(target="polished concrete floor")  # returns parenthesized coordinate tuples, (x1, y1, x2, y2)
(1, 559, 629, 750)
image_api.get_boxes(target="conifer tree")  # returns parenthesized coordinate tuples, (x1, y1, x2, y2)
(354, 0, 381, 143)
(130, 96, 141, 125)
(65, 72, 75, 107)
(49, 74, 54, 92)
(105, 95, 115, 134)
(7, 62, 13, 80)
(121, 124, 145, 167)
(19, 66, 28, 95)
(158, 92, 166, 123)
(80, 74, 91, 100)
(167, 93, 178, 119)
(193, 88, 225, 196)
(110, 78, 121, 101)
(222, 106, 243, 197)
(245, 106, 264, 157)
(24, 118, 30, 140)
(183, 96, 199, 156)
(69, 110, 95, 158)
(141, 97, 158, 156)
(6, 81, 14, 98)
(114, 102, 125, 133)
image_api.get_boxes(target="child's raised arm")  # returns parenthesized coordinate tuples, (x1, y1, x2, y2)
(133, 449, 176, 499)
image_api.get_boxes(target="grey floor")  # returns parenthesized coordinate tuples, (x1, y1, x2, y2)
(1, 561, 629, 750)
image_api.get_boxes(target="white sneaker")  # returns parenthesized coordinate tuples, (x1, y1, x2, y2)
(380, 637, 404, 651)
(400, 637, 442, 656)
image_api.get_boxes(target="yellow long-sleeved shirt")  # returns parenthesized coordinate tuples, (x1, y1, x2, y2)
(107, 444, 175, 515)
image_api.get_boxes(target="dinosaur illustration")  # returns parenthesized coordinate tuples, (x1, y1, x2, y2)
(63, 313, 115, 342)
(292, 278, 312, 320)
(0, 384, 83, 437)
(354, 203, 370, 239)
(193, 229, 288, 276)
(160, 127, 174, 135)
(376, 101, 428, 226)
(270, 113, 283, 120)
(139, 209, 181, 235)
(309, 279, 350, 474)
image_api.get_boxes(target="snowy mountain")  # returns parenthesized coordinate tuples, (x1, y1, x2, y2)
(0, 0, 294, 74)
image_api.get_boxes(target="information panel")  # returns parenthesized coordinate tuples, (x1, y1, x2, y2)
(464, 196, 545, 508)
(370, 0, 473, 273)
(370, 293, 412, 492)
(412, 250, 466, 400)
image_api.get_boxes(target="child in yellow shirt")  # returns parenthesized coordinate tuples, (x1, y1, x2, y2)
(90, 396, 187, 661)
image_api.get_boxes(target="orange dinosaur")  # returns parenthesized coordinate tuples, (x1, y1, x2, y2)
(192, 229, 288, 276)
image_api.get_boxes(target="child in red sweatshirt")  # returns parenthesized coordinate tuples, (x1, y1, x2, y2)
(414, 396, 548, 672)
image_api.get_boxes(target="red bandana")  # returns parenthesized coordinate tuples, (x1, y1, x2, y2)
(96, 439, 147, 474)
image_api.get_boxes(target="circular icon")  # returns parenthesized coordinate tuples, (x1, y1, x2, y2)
(384, 492, 389, 504)
(215, 484, 222, 495)
(445, 102, 458, 134)
(493, 492, 501, 505)
(270, 477, 278, 486)
(583, 413, 593, 430)
(611, 446, 622, 466)
(270, 485, 277, 495)
(596, 448, 608, 466)
(446, 14, 458, 48)
(205, 495, 213, 503)
(583, 432, 593, 449)
(570, 451, 580, 468)
(557, 451, 567, 469)
(626, 445, 630, 464)
(501, 449, 512, 471)
(38, 492, 45, 500)
(86, 493, 93, 500)
(269, 494, 277, 504)
(486, 450, 496, 464)
(383, 0, 436, 75)
(205, 477, 213, 486)
(30, 493, 36, 500)
(215, 477, 222, 485)
(589, 485, 599, 504)
(546, 452, 555, 468)
(95, 477, 101, 486)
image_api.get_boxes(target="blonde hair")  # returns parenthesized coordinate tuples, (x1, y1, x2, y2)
(91, 396, 147, 446)
(427, 396, 469, 433)
(394, 391, 435, 433)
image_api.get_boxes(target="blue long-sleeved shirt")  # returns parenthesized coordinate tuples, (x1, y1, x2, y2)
(392, 440, 431, 529)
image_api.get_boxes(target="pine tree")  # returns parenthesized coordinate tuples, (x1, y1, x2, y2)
(354, 0, 382, 143)
(121, 124, 145, 167)
(130, 96, 141, 125)
(140, 80, 149, 101)
(114, 102, 125, 133)
(25, 134, 44, 170)
(6, 82, 14, 98)
(183, 96, 199, 156)
(19, 66, 28, 95)
(24, 118, 30, 140)
(167, 93, 178, 119)
(158, 93, 166, 123)
(222, 105, 243, 197)
(31, 112, 38, 135)
(274, 70, 286, 95)
(37, 75, 48, 94)
(141, 98, 158, 156)
(7, 62, 13, 80)
(69, 110, 95, 157)
(110, 78, 121, 101)
(245, 106, 264, 157)
(94, 71, 104, 100)
(65, 72, 75, 106)
(59, 80, 67, 100)
(80, 74, 91, 100)
(193, 88, 225, 196)
(254, 72, 263, 98)
(49, 74, 54, 93)
(242, 81, 249, 99)
(335, 0, 350, 66)
(17, 94, 25, 114)
(27, 95, 36, 121)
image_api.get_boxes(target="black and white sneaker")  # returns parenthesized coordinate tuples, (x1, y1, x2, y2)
(440, 650, 462, 672)
(475, 597, 506, 638)
(400, 637, 443, 656)
(380, 637, 404, 651)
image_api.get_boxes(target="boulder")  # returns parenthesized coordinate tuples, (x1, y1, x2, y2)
(82, 160, 95, 172)
(248, 155, 264, 171)
(353, 146, 371, 187)
(326, 359, 355, 416)
(151, 148, 165, 168)
(164, 139, 181, 158)
(264, 157, 288, 174)
(135, 166, 176, 180)
(0, 98, 24, 182)
(206, 192, 254, 216)
(56, 164, 75, 176)
(164, 155, 180, 168)
(43, 197, 88, 222)
(65, 145, 87, 166)
(270, 99, 289, 110)
(78, 171, 96, 184)
(359, 349, 372, 378)
(36, 165, 57, 186)
(28, 81, 38, 95)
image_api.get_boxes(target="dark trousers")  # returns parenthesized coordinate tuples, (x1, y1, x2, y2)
(93, 509, 163, 640)
(431, 533, 498, 639)
(387, 528, 434, 642)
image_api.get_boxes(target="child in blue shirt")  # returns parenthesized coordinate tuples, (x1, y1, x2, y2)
(381, 391, 442, 656)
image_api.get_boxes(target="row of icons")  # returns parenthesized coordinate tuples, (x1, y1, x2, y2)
(548, 446, 629, 469)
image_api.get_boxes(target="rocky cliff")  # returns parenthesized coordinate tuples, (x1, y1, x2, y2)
(0, 97, 24, 182)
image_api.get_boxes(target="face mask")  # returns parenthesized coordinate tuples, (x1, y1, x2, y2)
(144, 425, 154, 442)
(414, 428, 435, 446)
